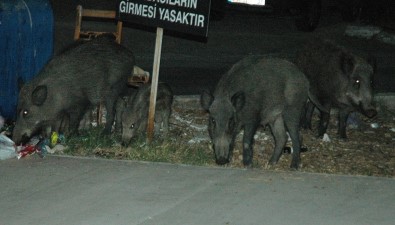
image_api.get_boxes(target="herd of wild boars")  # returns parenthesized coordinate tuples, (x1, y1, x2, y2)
(12, 36, 377, 169)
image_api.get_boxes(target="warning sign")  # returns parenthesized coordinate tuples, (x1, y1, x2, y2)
(118, 0, 211, 37)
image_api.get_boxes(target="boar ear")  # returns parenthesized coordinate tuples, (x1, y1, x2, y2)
(231, 91, 245, 112)
(201, 90, 213, 111)
(340, 53, 355, 76)
(32, 85, 47, 106)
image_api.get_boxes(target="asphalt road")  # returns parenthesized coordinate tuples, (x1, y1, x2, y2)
(51, 0, 395, 95)
(1, 156, 394, 225)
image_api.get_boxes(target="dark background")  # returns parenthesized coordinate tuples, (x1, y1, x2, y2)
(51, 0, 395, 95)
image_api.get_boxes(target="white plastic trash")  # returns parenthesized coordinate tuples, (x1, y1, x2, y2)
(0, 134, 17, 160)
(322, 133, 331, 142)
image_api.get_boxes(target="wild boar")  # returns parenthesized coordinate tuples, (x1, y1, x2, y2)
(121, 83, 173, 145)
(13, 35, 135, 144)
(295, 38, 377, 139)
(201, 57, 309, 169)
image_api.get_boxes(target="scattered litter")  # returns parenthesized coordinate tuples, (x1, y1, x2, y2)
(14, 132, 66, 159)
(0, 134, 16, 160)
(347, 112, 360, 129)
(322, 133, 331, 142)
(189, 124, 207, 132)
(17, 138, 48, 159)
(283, 146, 308, 154)
(17, 145, 40, 159)
(370, 123, 380, 129)
(173, 113, 192, 125)
(390, 128, 395, 133)
(188, 136, 209, 144)
(47, 144, 66, 154)
(286, 132, 291, 141)
(51, 132, 59, 147)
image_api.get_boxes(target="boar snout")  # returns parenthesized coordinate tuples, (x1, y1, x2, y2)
(121, 135, 132, 147)
(360, 102, 377, 118)
(213, 136, 232, 165)
(13, 132, 31, 145)
(216, 157, 230, 165)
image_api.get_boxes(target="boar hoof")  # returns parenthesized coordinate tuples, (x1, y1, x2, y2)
(242, 159, 252, 167)
(338, 137, 348, 142)
(243, 163, 253, 169)
(265, 161, 278, 170)
(290, 161, 300, 170)
(215, 157, 229, 165)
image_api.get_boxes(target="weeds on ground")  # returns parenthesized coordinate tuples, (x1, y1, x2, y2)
(63, 126, 214, 166)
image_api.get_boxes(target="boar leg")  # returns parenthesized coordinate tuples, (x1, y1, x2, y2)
(68, 112, 83, 135)
(318, 110, 330, 138)
(285, 124, 302, 169)
(58, 113, 70, 135)
(114, 97, 126, 134)
(338, 109, 350, 139)
(268, 116, 287, 166)
(242, 123, 259, 167)
(103, 98, 116, 134)
(284, 108, 304, 169)
(161, 109, 171, 134)
(302, 100, 315, 130)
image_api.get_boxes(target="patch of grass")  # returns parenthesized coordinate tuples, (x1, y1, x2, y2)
(119, 137, 214, 166)
(64, 126, 120, 156)
(63, 127, 214, 166)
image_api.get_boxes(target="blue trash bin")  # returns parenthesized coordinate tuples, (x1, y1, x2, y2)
(0, 0, 54, 120)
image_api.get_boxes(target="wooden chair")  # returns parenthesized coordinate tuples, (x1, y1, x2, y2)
(73, 5, 123, 125)
(73, 5, 149, 126)
(74, 5, 122, 44)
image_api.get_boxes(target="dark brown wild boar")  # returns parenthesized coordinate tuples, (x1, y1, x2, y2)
(295, 39, 377, 139)
(13, 35, 135, 144)
(201, 57, 309, 169)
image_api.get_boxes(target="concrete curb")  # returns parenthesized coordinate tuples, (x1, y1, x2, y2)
(174, 93, 395, 115)
(374, 93, 395, 112)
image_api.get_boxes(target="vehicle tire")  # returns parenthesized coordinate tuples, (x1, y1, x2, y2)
(295, 0, 321, 32)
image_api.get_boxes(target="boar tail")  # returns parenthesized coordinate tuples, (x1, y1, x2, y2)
(308, 91, 330, 113)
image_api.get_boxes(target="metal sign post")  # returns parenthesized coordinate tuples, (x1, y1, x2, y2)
(147, 27, 163, 142)
(117, 0, 211, 142)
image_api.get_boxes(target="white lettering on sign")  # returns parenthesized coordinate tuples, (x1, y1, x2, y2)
(158, 8, 204, 27)
(119, 0, 208, 32)
(147, 0, 198, 9)
(119, 1, 157, 18)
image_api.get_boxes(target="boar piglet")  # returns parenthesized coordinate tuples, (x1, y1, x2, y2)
(296, 39, 377, 139)
(114, 87, 138, 134)
(201, 57, 309, 169)
(121, 83, 173, 145)
(13, 35, 135, 144)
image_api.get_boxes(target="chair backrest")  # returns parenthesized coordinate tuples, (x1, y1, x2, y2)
(74, 5, 122, 44)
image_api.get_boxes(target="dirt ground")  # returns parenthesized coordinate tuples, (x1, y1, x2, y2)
(170, 96, 395, 177)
